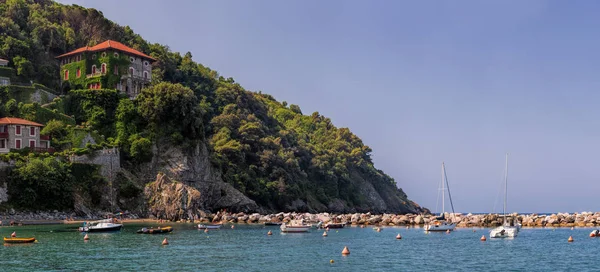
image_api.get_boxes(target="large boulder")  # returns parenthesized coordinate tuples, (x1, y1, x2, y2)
(144, 173, 203, 221)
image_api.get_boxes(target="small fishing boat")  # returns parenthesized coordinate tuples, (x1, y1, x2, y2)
(280, 220, 310, 233)
(4, 237, 36, 244)
(324, 223, 345, 229)
(137, 226, 173, 234)
(264, 222, 282, 226)
(78, 218, 123, 232)
(198, 224, 222, 230)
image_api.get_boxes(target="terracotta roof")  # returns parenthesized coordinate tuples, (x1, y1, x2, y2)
(0, 117, 44, 127)
(0, 58, 8, 62)
(56, 40, 156, 61)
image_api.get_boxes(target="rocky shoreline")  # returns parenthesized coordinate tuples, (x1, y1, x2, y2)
(4, 210, 600, 228)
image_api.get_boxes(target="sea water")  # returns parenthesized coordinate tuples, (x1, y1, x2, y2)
(0, 223, 596, 271)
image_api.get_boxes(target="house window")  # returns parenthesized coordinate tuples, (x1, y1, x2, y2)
(92, 65, 96, 74)
(144, 61, 149, 66)
(15, 139, 21, 149)
(76, 68, 81, 78)
(29, 140, 35, 148)
(30, 127, 35, 136)
(101, 52, 107, 57)
(92, 54, 96, 60)
(114, 52, 119, 58)
(15, 125, 21, 136)
(114, 65, 119, 75)
(130, 57, 135, 62)
(64, 70, 69, 80)
(0, 139, 5, 149)
(143, 71, 149, 79)
(129, 67, 134, 75)
(101, 63, 107, 74)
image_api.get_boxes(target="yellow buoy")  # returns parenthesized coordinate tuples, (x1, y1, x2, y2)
(341, 246, 350, 255)
(568, 236, 574, 243)
(162, 237, 169, 245)
(83, 234, 90, 241)
(267, 230, 272, 236)
(323, 231, 328, 237)
(330, 259, 334, 264)
(480, 235, 486, 241)
(11, 231, 16, 238)
(396, 233, 402, 240)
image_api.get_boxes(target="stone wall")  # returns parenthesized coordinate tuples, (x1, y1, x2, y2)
(69, 147, 120, 181)
(30, 88, 58, 104)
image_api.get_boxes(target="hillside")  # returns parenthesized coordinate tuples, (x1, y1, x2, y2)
(0, 0, 424, 215)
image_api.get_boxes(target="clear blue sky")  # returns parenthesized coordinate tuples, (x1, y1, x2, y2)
(58, 0, 600, 213)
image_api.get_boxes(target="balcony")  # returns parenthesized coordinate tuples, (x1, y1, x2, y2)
(40, 135, 51, 141)
(0, 132, 7, 139)
(86, 71, 105, 78)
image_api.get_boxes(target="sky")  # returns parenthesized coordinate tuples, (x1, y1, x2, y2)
(58, 0, 600, 213)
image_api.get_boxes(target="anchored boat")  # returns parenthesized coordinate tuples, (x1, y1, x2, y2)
(78, 218, 123, 232)
(490, 154, 521, 238)
(198, 224, 222, 230)
(137, 226, 173, 234)
(4, 237, 36, 244)
(424, 162, 457, 232)
(280, 220, 310, 233)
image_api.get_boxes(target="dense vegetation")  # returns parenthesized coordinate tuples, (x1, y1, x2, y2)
(0, 0, 421, 213)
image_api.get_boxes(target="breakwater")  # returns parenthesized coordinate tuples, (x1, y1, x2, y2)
(197, 211, 600, 228)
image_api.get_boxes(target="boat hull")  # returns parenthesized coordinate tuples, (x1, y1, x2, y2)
(424, 222, 456, 231)
(264, 222, 282, 226)
(280, 225, 310, 233)
(490, 226, 518, 238)
(324, 223, 345, 229)
(198, 224, 222, 229)
(4, 237, 36, 244)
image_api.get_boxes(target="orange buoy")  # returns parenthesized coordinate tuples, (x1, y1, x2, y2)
(446, 229, 450, 234)
(568, 236, 574, 242)
(591, 232, 597, 238)
(267, 230, 272, 235)
(204, 228, 209, 233)
(396, 233, 402, 240)
(83, 234, 90, 241)
(480, 235, 486, 241)
(323, 231, 328, 237)
(11, 231, 16, 238)
(162, 237, 169, 245)
(341, 246, 350, 255)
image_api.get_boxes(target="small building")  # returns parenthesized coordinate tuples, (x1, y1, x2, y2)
(56, 40, 156, 98)
(0, 58, 11, 86)
(0, 117, 52, 154)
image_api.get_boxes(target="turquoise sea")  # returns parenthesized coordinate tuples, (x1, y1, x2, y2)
(0, 223, 597, 271)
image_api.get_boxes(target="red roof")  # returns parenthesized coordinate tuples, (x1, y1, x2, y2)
(56, 40, 156, 61)
(0, 117, 44, 127)
(0, 58, 8, 62)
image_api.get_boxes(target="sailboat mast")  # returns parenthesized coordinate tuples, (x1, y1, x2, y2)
(441, 162, 445, 214)
(503, 153, 508, 225)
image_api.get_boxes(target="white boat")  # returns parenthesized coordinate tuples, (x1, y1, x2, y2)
(424, 162, 457, 232)
(78, 218, 123, 232)
(198, 224, 222, 229)
(280, 220, 310, 233)
(490, 154, 520, 238)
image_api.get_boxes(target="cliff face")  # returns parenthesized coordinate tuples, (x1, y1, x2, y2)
(126, 140, 259, 217)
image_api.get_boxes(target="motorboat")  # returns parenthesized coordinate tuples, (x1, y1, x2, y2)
(78, 218, 123, 232)
(137, 226, 173, 234)
(280, 220, 310, 233)
(198, 224, 222, 230)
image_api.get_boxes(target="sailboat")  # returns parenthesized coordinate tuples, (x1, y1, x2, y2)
(490, 153, 520, 238)
(424, 162, 456, 232)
